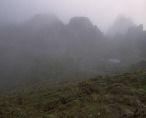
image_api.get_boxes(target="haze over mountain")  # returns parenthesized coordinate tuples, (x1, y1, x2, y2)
(0, 0, 145, 32)
(0, 1, 146, 118)
(0, 14, 146, 91)
(107, 15, 135, 37)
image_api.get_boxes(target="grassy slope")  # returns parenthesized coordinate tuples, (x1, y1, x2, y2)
(0, 70, 146, 118)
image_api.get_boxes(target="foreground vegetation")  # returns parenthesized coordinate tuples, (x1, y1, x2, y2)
(0, 69, 146, 118)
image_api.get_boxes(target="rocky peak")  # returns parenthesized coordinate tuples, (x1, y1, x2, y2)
(107, 15, 135, 37)
(68, 17, 94, 32)
(23, 14, 62, 29)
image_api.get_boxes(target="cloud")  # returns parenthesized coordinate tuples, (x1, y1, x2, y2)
(0, 0, 145, 32)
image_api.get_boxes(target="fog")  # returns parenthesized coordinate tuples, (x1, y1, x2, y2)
(1, 2, 146, 118)
(0, 0, 145, 32)
(0, 0, 146, 91)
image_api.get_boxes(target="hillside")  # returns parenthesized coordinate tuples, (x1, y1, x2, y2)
(0, 69, 146, 118)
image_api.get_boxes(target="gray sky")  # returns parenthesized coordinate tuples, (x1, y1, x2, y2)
(0, 0, 145, 32)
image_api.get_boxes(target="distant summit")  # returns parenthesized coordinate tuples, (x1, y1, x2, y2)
(68, 17, 94, 32)
(67, 17, 104, 39)
(23, 14, 62, 29)
(107, 15, 135, 37)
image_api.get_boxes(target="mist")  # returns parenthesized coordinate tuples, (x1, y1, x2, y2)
(0, 0, 145, 32)
(0, 0, 146, 91)
(1, 1, 146, 117)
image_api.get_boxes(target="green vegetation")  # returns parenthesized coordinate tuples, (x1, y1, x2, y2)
(1, 69, 146, 118)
